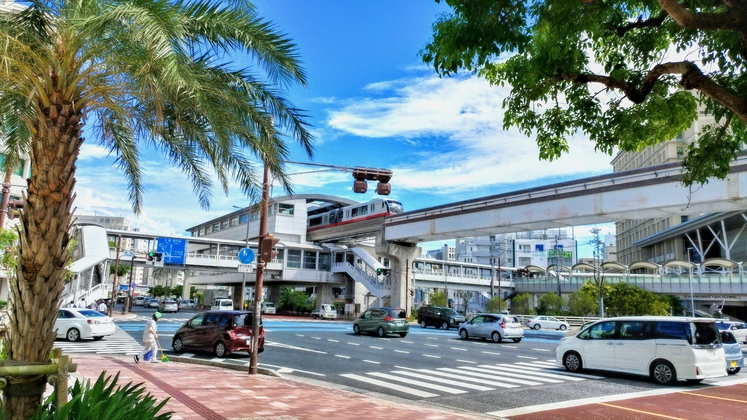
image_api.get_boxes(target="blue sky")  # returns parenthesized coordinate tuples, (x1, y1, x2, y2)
(73, 0, 616, 256)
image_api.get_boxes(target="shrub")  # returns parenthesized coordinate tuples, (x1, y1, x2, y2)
(25, 372, 172, 420)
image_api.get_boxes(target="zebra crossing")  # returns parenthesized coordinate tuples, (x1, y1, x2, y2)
(52, 325, 144, 355)
(341, 360, 603, 399)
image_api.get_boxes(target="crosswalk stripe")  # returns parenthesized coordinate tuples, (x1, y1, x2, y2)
(340, 374, 439, 398)
(512, 362, 605, 379)
(367, 372, 468, 394)
(53, 325, 143, 355)
(481, 365, 571, 382)
(394, 367, 518, 389)
(390, 370, 494, 391)
(437, 367, 543, 386)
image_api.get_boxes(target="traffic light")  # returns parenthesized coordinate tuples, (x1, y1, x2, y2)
(154, 252, 163, 262)
(409, 289, 414, 297)
(146, 251, 155, 261)
(260, 234, 280, 263)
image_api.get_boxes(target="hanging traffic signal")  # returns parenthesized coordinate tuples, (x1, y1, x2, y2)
(260, 234, 280, 263)
(352, 167, 393, 195)
(154, 252, 163, 262)
(409, 289, 414, 297)
(146, 251, 155, 261)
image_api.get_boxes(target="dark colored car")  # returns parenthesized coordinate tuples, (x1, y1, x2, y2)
(172, 310, 264, 357)
(417, 306, 465, 330)
(353, 307, 409, 337)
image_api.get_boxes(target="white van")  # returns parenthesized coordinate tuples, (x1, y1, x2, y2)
(210, 298, 234, 311)
(260, 302, 276, 314)
(312, 304, 337, 320)
(556, 316, 726, 385)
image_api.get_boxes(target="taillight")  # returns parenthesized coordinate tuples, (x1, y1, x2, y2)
(384, 316, 394, 322)
(87, 320, 92, 324)
(500, 320, 506, 328)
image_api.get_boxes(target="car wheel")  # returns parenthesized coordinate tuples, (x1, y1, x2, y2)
(563, 351, 582, 372)
(441, 321, 449, 330)
(727, 367, 741, 375)
(651, 360, 677, 385)
(172, 336, 185, 353)
(377, 326, 386, 337)
(353, 324, 361, 335)
(214, 341, 227, 358)
(93, 336, 104, 341)
(66, 328, 80, 342)
(532, 324, 541, 330)
(399, 333, 407, 337)
(559, 324, 567, 331)
(512, 338, 522, 343)
(459, 329, 469, 340)
(491, 331, 502, 343)
(420, 320, 427, 328)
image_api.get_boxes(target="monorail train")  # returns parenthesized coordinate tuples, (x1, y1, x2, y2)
(307, 198, 404, 231)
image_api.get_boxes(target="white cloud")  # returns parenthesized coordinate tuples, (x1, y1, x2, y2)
(325, 73, 612, 196)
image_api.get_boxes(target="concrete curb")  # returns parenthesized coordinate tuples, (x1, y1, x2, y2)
(164, 355, 280, 377)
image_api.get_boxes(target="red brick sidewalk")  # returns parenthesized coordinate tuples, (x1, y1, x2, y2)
(72, 355, 491, 420)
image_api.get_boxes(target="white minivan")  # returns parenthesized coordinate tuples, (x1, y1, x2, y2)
(210, 298, 234, 311)
(556, 316, 726, 385)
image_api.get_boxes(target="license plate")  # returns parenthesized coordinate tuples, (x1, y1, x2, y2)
(730, 360, 738, 367)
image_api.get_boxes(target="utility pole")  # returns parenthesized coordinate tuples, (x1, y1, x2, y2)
(249, 162, 270, 375)
(553, 234, 561, 297)
(233, 205, 253, 310)
(489, 237, 505, 311)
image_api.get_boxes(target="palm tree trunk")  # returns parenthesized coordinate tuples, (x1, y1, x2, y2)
(3, 90, 81, 419)
(0, 167, 12, 230)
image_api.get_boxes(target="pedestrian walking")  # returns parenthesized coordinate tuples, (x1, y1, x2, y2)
(97, 300, 107, 315)
(134, 312, 161, 364)
(77, 297, 86, 308)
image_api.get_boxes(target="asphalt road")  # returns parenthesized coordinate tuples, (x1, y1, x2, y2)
(112, 310, 747, 417)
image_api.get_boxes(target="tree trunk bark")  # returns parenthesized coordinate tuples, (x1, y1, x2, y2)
(3, 87, 81, 419)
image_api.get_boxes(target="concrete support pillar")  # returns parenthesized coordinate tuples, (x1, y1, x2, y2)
(375, 234, 422, 317)
(315, 283, 334, 308)
(232, 284, 244, 310)
(181, 270, 190, 300)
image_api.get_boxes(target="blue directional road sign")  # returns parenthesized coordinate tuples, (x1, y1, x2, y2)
(238, 248, 255, 264)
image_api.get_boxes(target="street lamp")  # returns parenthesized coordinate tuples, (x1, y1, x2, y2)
(232, 204, 252, 310)
(687, 248, 696, 317)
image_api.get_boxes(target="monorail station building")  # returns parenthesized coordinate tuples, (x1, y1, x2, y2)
(185, 194, 405, 313)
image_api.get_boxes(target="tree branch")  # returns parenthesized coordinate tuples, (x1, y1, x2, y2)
(658, 0, 746, 32)
(611, 11, 669, 37)
(556, 61, 747, 125)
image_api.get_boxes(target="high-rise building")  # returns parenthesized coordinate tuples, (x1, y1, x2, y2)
(612, 110, 714, 265)
(455, 229, 577, 269)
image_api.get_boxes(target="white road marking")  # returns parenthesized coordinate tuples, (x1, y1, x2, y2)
(400, 340, 414, 344)
(335, 355, 350, 359)
(347, 342, 360, 346)
(396, 366, 519, 389)
(340, 374, 438, 398)
(367, 372, 467, 394)
(363, 360, 380, 364)
(394, 350, 409, 354)
(451, 347, 468, 351)
(424, 344, 439, 347)
(481, 351, 502, 356)
(327, 339, 339, 342)
(532, 348, 552, 352)
(369, 346, 383, 350)
(516, 356, 537, 359)
(477, 365, 565, 383)
(422, 354, 441, 358)
(311, 337, 321, 340)
(391, 370, 494, 391)
(264, 342, 327, 354)
(456, 359, 477, 364)
(437, 367, 541, 386)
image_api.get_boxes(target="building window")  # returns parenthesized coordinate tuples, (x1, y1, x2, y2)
(535, 244, 544, 251)
(213, 223, 220, 232)
(205, 225, 212, 234)
(240, 214, 248, 224)
(519, 244, 530, 252)
(221, 220, 229, 230)
(286, 250, 302, 268)
(0, 154, 26, 177)
(319, 253, 331, 271)
(251, 211, 259, 221)
(303, 251, 316, 269)
(278, 203, 294, 215)
(230, 217, 238, 227)
(518, 257, 531, 266)
(198, 228, 204, 236)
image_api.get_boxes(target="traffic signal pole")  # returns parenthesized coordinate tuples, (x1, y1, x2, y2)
(249, 162, 270, 375)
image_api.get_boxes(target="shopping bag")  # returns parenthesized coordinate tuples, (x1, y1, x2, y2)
(143, 349, 152, 361)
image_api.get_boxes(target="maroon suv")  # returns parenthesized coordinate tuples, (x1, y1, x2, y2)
(171, 310, 264, 357)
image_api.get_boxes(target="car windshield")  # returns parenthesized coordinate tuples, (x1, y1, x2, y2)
(233, 313, 261, 327)
(388, 309, 406, 318)
(265, 303, 275, 308)
(442, 308, 459, 316)
(692, 322, 720, 346)
(78, 310, 105, 318)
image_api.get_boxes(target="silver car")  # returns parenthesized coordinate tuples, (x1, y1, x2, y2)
(525, 315, 569, 331)
(459, 313, 524, 343)
(721, 330, 744, 374)
(158, 299, 179, 313)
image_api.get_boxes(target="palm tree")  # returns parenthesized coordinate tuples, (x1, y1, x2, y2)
(0, 1, 312, 418)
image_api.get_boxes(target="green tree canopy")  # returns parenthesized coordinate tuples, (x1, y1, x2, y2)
(508, 293, 533, 315)
(537, 292, 565, 315)
(423, 1, 747, 186)
(428, 290, 447, 307)
(0, 1, 312, 417)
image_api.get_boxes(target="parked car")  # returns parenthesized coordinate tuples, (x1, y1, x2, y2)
(557, 316, 726, 385)
(311, 304, 336, 320)
(417, 306, 465, 330)
(260, 302, 276, 314)
(717, 321, 747, 343)
(179, 299, 197, 309)
(158, 299, 179, 313)
(145, 298, 160, 308)
(134, 296, 147, 306)
(459, 313, 524, 343)
(721, 330, 744, 374)
(55, 308, 115, 341)
(526, 315, 569, 331)
(171, 310, 264, 357)
(353, 307, 409, 337)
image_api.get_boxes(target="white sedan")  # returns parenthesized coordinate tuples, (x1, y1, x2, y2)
(55, 308, 115, 341)
(525, 315, 570, 331)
